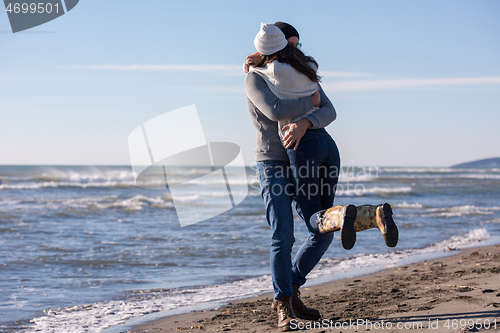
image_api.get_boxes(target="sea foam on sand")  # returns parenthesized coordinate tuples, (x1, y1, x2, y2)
(22, 228, 496, 333)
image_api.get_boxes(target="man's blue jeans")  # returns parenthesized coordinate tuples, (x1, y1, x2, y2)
(256, 160, 334, 299)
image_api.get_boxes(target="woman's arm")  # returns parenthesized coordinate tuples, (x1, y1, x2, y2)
(244, 52, 260, 73)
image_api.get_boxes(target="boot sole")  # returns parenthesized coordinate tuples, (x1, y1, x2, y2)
(279, 323, 294, 331)
(340, 204, 357, 250)
(381, 203, 398, 247)
(294, 313, 321, 320)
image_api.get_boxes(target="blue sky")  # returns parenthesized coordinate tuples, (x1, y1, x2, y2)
(1, 0, 499, 166)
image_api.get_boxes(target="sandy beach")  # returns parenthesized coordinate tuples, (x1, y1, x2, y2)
(132, 244, 500, 333)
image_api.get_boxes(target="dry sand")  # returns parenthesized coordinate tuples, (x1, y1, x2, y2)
(132, 245, 500, 332)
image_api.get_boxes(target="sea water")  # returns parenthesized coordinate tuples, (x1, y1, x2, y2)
(0, 165, 499, 332)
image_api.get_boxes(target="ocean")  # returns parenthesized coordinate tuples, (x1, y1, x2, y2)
(1, 165, 499, 332)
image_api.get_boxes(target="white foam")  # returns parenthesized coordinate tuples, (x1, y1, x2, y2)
(0, 180, 138, 190)
(0, 199, 22, 206)
(101, 195, 174, 211)
(0, 170, 252, 190)
(379, 169, 500, 180)
(0, 167, 141, 190)
(483, 218, 500, 224)
(457, 174, 500, 180)
(187, 176, 250, 186)
(379, 167, 458, 173)
(336, 186, 412, 196)
(172, 194, 200, 202)
(424, 205, 500, 218)
(393, 202, 425, 209)
(338, 174, 378, 183)
(24, 277, 273, 333)
(22, 228, 495, 333)
(430, 228, 491, 250)
(8, 195, 174, 213)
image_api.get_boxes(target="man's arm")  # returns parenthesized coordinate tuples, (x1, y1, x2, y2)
(304, 85, 336, 129)
(281, 87, 337, 149)
(244, 72, 314, 122)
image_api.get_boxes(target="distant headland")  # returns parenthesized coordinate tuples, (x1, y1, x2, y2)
(452, 157, 500, 168)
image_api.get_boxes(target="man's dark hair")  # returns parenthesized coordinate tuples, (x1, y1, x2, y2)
(274, 22, 299, 40)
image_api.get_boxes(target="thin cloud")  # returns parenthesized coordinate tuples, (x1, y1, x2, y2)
(322, 76, 500, 92)
(160, 85, 244, 94)
(72, 64, 242, 73)
(73, 65, 369, 78)
(72, 65, 500, 93)
(319, 71, 373, 78)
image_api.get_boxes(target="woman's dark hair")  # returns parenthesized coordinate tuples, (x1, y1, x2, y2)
(253, 44, 321, 83)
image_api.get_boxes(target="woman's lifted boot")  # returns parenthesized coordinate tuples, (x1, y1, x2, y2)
(316, 204, 357, 250)
(317, 203, 398, 248)
(354, 203, 398, 247)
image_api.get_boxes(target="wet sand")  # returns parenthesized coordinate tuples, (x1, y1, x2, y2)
(132, 245, 500, 332)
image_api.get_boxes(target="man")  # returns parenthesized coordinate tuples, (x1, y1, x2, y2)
(244, 22, 337, 331)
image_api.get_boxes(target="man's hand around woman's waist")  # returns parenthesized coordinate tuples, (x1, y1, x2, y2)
(281, 118, 313, 150)
(281, 87, 320, 150)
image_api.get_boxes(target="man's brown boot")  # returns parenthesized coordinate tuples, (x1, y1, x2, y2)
(291, 284, 321, 320)
(272, 285, 321, 321)
(275, 296, 295, 331)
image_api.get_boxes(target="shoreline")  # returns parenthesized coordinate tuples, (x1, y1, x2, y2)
(131, 244, 500, 332)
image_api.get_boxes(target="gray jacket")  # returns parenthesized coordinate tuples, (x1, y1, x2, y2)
(244, 72, 337, 162)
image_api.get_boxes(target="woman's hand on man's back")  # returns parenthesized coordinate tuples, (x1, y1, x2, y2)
(311, 87, 321, 107)
(244, 52, 261, 73)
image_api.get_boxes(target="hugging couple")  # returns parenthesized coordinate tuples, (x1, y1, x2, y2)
(244, 22, 399, 331)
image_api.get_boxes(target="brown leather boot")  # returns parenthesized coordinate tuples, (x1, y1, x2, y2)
(272, 285, 321, 321)
(275, 296, 295, 331)
(291, 284, 321, 320)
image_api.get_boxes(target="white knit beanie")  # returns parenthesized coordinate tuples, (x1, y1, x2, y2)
(254, 23, 288, 55)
